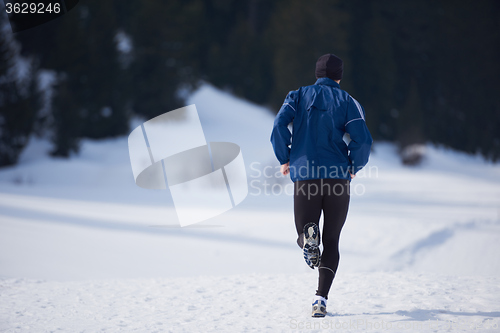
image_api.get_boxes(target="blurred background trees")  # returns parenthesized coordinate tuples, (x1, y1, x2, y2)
(0, 11, 40, 166)
(1, 0, 499, 165)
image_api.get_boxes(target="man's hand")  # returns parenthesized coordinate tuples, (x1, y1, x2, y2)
(281, 162, 290, 176)
(349, 172, 356, 180)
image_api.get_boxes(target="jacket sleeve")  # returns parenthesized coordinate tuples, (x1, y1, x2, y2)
(345, 96, 373, 174)
(270, 90, 298, 165)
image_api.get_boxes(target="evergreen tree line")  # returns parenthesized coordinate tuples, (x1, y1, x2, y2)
(1, 0, 499, 166)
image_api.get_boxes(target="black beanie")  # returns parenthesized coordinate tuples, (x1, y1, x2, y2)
(315, 54, 343, 80)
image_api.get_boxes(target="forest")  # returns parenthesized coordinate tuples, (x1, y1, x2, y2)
(0, 0, 499, 166)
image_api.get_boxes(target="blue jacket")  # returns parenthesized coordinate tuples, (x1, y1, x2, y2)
(271, 77, 372, 182)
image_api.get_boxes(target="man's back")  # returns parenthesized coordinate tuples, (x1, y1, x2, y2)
(271, 77, 372, 182)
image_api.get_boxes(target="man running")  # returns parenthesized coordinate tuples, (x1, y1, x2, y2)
(271, 53, 372, 317)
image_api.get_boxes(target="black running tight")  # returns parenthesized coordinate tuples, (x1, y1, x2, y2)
(294, 178, 350, 299)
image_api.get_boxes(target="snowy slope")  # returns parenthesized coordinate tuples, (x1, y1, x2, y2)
(1, 83, 500, 332)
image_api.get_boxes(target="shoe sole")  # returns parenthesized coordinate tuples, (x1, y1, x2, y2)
(303, 223, 320, 268)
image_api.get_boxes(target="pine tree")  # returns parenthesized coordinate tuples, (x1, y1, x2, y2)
(267, 0, 350, 108)
(0, 14, 39, 166)
(432, 0, 500, 160)
(201, 0, 276, 104)
(129, 0, 203, 119)
(47, 0, 130, 155)
(396, 79, 425, 165)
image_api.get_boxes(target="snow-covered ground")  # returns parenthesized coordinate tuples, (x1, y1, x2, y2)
(1, 84, 499, 332)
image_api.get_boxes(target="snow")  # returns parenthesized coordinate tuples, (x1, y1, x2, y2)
(114, 30, 133, 69)
(1, 83, 500, 332)
(2, 273, 499, 332)
(115, 31, 133, 55)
